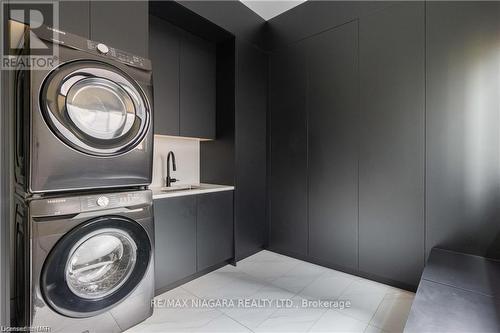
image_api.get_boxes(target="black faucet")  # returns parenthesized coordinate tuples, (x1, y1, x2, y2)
(165, 151, 178, 187)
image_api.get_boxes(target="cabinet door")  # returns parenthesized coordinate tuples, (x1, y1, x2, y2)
(180, 31, 216, 139)
(197, 191, 234, 270)
(150, 15, 180, 136)
(426, 2, 500, 259)
(235, 40, 267, 260)
(154, 196, 196, 292)
(307, 21, 359, 270)
(59, 1, 90, 37)
(269, 43, 308, 256)
(359, 3, 425, 287)
(90, 1, 148, 57)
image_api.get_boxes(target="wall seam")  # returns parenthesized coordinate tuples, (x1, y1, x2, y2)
(423, 0, 427, 268)
(356, 18, 360, 271)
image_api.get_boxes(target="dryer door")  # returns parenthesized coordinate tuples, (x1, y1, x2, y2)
(40, 60, 151, 156)
(41, 216, 152, 318)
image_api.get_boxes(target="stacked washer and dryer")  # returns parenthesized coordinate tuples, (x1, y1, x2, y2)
(12, 20, 155, 333)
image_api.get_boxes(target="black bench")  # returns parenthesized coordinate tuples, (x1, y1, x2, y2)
(404, 248, 500, 332)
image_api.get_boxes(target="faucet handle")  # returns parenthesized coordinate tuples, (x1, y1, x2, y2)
(170, 178, 178, 184)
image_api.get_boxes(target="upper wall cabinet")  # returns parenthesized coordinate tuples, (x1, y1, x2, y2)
(358, 3, 425, 288)
(179, 31, 216, 139)
(90, 1, 148, 57)
(150, 16, 216, 140)
(150, 16, 180, 136)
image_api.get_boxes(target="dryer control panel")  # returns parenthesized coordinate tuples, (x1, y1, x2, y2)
(30, 190, 152, 217)
(33, 24, 152, 71)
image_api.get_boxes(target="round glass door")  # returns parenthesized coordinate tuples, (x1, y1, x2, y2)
(65, 229, 137, 299)
(40, 60, 151, 156)
(66, 78, 136, 141)
(41, 216, 151, 318)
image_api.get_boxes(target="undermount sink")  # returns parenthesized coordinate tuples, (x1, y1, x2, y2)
(160, 185, 203, 192)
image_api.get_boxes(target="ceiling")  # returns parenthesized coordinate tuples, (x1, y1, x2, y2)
(239, 0, 307, 21)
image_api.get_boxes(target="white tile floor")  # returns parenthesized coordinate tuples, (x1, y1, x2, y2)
(127, 250, 414, 333)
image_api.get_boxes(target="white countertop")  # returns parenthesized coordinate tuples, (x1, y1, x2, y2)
(150, 183, 235, 200)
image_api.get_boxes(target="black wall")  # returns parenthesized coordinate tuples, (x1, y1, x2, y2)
(267, 1, 500, 289)
(426, 2, 500, 259)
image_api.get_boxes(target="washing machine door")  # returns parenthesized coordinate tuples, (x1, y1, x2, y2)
(40, 60, 151, 156)
(41, 216, 152, 318)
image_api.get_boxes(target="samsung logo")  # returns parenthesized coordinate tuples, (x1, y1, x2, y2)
(47, 199, 66, 204)
(47, 26, 66, 35)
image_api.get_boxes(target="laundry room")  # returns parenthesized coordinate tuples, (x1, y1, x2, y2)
(1, 1, 500, 333)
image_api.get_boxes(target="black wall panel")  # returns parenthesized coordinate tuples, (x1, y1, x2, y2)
(234, 40, 268, 259)
(269, 43, 308, 256)
(308, 21, 359, 271)
(426, 2, 500, 259)
(359, 3, 425, 287)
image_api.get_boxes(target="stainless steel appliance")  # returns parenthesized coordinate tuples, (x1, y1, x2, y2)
(14, 190, 154, 333)
(15, 21, 153, 194)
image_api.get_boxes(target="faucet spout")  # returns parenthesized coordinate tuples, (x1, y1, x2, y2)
(166, 151, 178, 187)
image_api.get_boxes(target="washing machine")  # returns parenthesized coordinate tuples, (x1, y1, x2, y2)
(13, 189, 154, 332)
(14, 20, 153, 194)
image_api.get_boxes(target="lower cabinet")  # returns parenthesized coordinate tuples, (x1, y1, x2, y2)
(154, 196, 197, 291)
(197, 191, 234, 271)
(154, 191, 234, 293)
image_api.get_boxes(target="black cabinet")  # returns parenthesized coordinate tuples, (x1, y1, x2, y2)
(154, 191, 234, 293)
(149, 16, 216, 139)
(235, 40, 267, 260)
(180, 32, 216, 139)
(358, 3, 425, 287)
(154, 196, 196, 292)
(269, 43, 308, 256)
(307, 21, 359, 271)
(426, 2, 500, 259)
(197, 191, 234, 270)
(90, 1, 148, 57)
(150, 16, 180, 136)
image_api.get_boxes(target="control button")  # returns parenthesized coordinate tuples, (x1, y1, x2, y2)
(96, 196, 109, 207)
(96, 43, 109, 55)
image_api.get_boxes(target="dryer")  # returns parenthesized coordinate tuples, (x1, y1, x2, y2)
(15, 21, 153, 194)
(13, 189, 154, 332)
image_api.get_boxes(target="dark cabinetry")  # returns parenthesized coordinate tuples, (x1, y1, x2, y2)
(197, 191, 234, 270)
(149, 16, 180, 136)
(180, 32, 216, 139)
(149, 16, 216, 139)
(358, 3, 425, 287)
(90, 1, 148, 57)
(154, 196, 196, 291)
(307, 22, 359, 271)
(269, 43, 308, 256)
(235, 40, 267, 260)
(154, 191, 234, 293)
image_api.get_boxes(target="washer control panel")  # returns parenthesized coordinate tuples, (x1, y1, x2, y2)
(83, 191, 147, 211)
(30, 190, 152, 217)
(87, 40, 149, 70)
